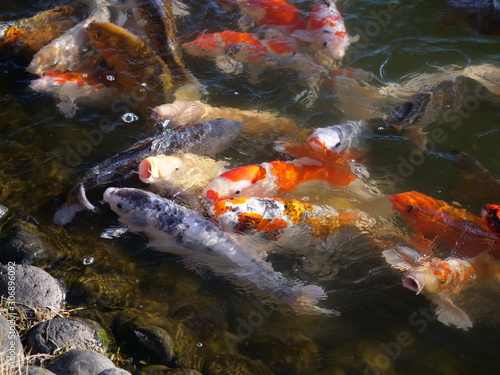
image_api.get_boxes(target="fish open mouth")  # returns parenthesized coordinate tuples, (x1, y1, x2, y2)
(402, 275, 423, 294)
(138, 158, 158, 183)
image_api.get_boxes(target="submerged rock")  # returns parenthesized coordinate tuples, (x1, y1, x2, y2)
(0, 220, 51, 265)
(112, 308, 205, 370)
(0, 264, 65, 316)
(26, 316, 108, 354)
(47, 349, 116, 375)
(203, 353, 274, 375)
(0, 313, 24, 367)
(134, 366, 201, 375)
(70, 270, 142, 308)
(97, 368, 133, 375)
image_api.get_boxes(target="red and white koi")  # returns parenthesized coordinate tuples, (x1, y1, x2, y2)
(202, 156, 356, 204)
(184, 30, 325, 76)
(234, 0, 307, 34)
(383, 246, 500, 330)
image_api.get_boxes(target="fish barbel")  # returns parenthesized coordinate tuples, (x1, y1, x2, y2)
(389, 191, 500, 258)
(207, 196, 374, 250)
(383, 246, 500, 329)
(202, 157, 356, 204)
(87, 21, 175, 114)
(0, 3, 89, 58)
(53, 118, 244, 226)
(103, 187, 332, 315)
(138, 153, 227, 208)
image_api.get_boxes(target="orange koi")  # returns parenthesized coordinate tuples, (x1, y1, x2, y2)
(42, 71, 116, 91)
(203, 157, 356, 203)
(389, 191, 499, 258)
(383, 246, 500, 329)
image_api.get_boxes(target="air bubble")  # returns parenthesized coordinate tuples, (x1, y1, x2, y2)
(122, 113, 139, 123)
(106, 75, 115, 81)
(196, 342, 203, 347)
(83, 257, 94, 265)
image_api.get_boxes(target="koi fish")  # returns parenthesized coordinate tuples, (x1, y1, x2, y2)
(0, 4, 89, 58)
(481, 204, 500, 238)
(383, 246, 500, 330)
(451, 150, 500, 203)
(138, 153, 227, 208)
(103, 187, 333, 315)
(153, 100, 309, 143)
(184, 30, 325, 78)
(87, 21, 175, 115)
(234, 0, 307, 34)
(29, 71, 118, 118)
(207, 196, 374, 250)
(293, 0, 350, 60)
(202, 157, 356, 204)
(276, 120, 369, 171)
(389, 191, 499, 258)
(53, 119, 244, 226)
(27, 4, 112, 75)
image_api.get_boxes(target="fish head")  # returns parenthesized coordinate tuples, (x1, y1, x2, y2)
(203, 165, 267, 203)
(103, 187, 160, 229)
(389, 191, 439, 220)
(138, 155, 183, 184)
(403, 259, 458, 295)
(482, 204, 500, 237)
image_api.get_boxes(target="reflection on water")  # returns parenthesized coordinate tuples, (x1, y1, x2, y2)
(1, 0, 500, 373)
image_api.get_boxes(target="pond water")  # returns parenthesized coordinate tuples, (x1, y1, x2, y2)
(1, 0, 500, 374)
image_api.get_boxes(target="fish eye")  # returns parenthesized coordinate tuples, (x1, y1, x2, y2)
(175, 167, 179, 171)
(323, 41, 328, 47)
(335, 142, 341, 147)
(93, 30, 101, 39)
(234, 189, 241, 195)
(406, 205, 414, 213)
(116, 202, 124, 210)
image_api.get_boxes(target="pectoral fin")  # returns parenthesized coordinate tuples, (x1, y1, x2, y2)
(430, 295, 473, 330)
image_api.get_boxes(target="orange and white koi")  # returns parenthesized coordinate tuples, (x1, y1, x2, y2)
(383, 246, 500, 329)
(29, 71, 118, 117)
(207, 196, 373, 249)
(389, 191, 500, 258)
(202, 156, 356, 204)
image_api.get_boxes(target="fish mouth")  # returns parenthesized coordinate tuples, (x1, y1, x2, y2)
(138, 158, 159, 183)
(402, 275, 423, 294)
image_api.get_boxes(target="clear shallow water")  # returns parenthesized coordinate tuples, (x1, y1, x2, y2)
(1, 0, 500, 374)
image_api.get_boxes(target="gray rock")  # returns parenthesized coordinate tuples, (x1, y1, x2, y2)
(0, 313, 24, 367)
(0, 264, 65, 316)
(26, 317, 108, 354)
(47, 349, 116, 375)
(97, 369, 132, 375)
(20, 366, 58, 375)
(0, 221, 47, 264)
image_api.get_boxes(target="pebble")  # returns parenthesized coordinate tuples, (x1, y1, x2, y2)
(0, 313, 24, 367)
(26, 316, 108, 354)
(0, 264, 65, 316)
(47, 349, 116, 375)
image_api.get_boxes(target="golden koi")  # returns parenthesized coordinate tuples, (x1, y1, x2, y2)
(138, 153, 227, 208)
(153, 100, 309, 143)
(87, 21, 175, 114)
